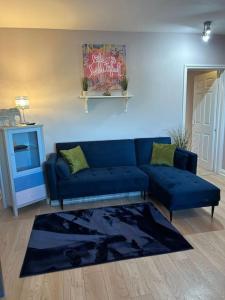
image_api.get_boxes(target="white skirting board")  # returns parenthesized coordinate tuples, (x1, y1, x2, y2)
(50, 191, 142, 207)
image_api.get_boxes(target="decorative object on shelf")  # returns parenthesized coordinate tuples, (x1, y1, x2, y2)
(0, 108, 21, 127)
(14, 144, 28, 151)
(102, 89, 111, 96)
(79, 94, 133, 113)
(0, 125, 46, 216)
(168, 127, 191, 150)
(81, 77, 89, 96)
(120, 75, 128, 96)
(82, 43, 126, 91)
(15, 96, 30, 124)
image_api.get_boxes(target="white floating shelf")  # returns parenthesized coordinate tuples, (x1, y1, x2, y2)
(79, 95, 134, 113)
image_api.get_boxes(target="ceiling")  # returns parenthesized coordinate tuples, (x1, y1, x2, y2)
(1, 0, 225, 34)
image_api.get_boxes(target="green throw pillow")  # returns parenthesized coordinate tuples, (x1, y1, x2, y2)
(150, 143, 176, 167)
(60, 146, 89, 174)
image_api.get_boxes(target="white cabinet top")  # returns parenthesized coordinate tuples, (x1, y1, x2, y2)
(0, 124, 43, 131)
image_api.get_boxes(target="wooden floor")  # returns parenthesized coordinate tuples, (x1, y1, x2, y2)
(0, 168, 225, 300)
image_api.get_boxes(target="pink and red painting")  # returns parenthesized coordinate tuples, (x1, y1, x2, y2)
(82, 44, 126, 91)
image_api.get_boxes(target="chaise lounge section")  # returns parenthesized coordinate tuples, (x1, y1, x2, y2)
(135, 137, 220, 221)
(45, 137, 220, 221)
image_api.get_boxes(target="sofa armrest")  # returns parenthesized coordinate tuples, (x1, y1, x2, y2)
(176, 148, 198, 174)
(45, 153, 58, 200)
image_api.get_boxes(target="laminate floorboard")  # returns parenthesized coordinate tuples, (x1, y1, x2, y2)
(0, 169, 224, 299)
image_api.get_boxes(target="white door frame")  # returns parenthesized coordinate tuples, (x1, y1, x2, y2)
(182, 64, 225, 174)
(216, 72, 225, 175)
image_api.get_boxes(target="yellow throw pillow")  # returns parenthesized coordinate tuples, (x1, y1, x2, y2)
(150, 143, 176, 167)
(60, 146, 89, 174)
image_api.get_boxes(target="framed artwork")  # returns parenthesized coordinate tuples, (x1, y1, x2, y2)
(82, 44, 126, 91)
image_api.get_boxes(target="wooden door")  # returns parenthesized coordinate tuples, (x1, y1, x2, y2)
(192, 71, 218, 170)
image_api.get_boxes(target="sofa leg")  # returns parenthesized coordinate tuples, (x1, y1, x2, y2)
(211, 206, 215, 218)
(170, 211, 173, 222)
(60, 199, 64, 210)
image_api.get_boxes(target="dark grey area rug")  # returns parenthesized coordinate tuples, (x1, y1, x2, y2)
(20, 202, 192, 277)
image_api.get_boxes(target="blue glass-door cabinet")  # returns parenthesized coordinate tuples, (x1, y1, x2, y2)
(0, 125, 46, 216)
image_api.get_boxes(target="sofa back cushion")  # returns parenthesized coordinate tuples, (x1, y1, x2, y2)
(135, 137, 171, 165)
(174, 150, 189, 170)
(56, 139, 136, 168)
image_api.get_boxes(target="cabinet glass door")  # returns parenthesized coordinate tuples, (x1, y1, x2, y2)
(12, 131, 40, 172)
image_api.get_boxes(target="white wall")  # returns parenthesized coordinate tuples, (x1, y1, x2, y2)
(0, 29, 225, 154)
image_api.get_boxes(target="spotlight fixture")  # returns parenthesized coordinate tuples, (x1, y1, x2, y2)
(202, 33, 210, 42)
(202, 21, 212, 42)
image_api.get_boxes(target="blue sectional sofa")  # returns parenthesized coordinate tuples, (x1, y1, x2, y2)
(45, 137, 220, 221)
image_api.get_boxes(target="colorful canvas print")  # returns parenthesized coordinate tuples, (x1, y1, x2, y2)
(82, 44, 126, 91)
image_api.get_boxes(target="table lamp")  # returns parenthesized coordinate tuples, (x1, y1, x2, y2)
(15, 96, 30, 124)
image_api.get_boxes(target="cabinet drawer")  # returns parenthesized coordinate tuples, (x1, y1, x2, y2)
(16, 184, 46, 207)
(14, 172, 44, 192)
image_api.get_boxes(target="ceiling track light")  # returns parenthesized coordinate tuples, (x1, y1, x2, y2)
(202, 32, 210, 42)
(202, 21, 212, 42)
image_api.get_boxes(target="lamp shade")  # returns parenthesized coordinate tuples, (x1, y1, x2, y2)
(15, 96, 29, 109)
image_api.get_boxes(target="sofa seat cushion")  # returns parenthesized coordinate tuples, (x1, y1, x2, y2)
(58, 166, 149, 199)
(140, 165, 220, 210)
